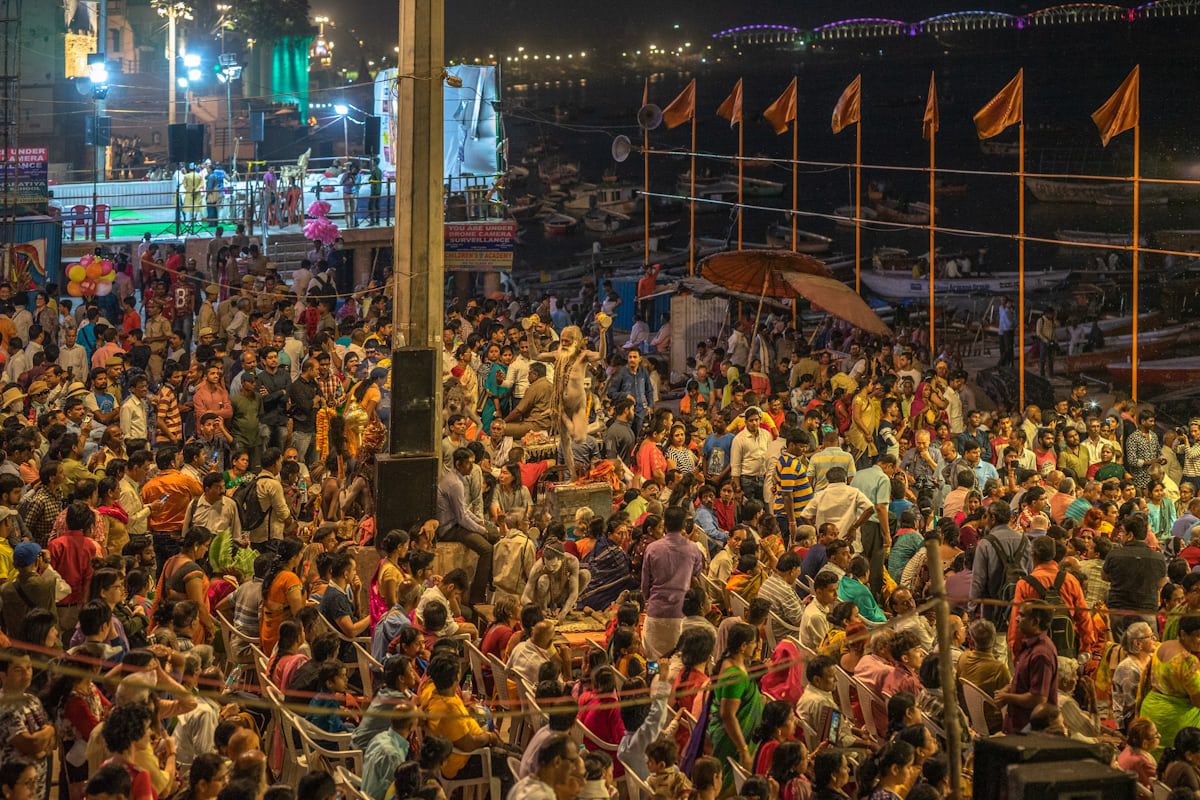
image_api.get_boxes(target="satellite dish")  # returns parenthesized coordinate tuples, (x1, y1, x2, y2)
(637, 103, 663, 131)
(611, 135, 632, 163)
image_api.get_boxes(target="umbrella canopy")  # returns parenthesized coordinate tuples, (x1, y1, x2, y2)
(700, 249, 831, 297)
(778, 271, 892, 337)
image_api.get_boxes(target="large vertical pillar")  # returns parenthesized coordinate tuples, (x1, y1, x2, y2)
(378, 0, 444, 533)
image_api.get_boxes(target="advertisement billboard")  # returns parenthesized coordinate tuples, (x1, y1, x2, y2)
(444, 221, 516, 272)
(0, 148, 49, 213)
(373, 65, 501, 183)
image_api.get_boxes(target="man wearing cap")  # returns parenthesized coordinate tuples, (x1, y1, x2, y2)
(144, 299, 171, 383)
(0, 385, 24, 425)
(0, 540, 57, 632)
(197, 285, 218, 333)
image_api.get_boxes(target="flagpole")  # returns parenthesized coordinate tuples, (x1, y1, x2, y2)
(738, 113, 744, 250)
(643, 83, 650, 267)
(929, 115, 936, 355)
(689, 111, 696, 275)
(1018, 115, 1026, 410)
(855, 119, 862, 295)
(791, 114, 798, 253)
(1132, 116, 1140, 402)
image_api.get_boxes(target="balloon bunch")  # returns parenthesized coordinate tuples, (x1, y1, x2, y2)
(65, 253, 117, 298)
(303, 199, 340, 245)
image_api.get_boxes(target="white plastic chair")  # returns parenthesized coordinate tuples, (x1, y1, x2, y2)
(261, 681, 307, 784)
(1153, 780, 1172, 800)
(798, 716, 820, 749)
(215, 608, 260, 665)
(334, 766, 370, 800)
(486, 653, 521, 741)
(767, 611, 801, 654)
(464, 639, 491, 700)
(576, 717, 626, 795)
(833, 666, 856, 721)
(620, 756, 654, 800)
(851, 676, 887, 742)
(728, 591, 748, 619)
(440, 747, 501, 800)
(289, 705, 364, 773)
(960, 678, 1002, 736)
(728, 757, 751, 793)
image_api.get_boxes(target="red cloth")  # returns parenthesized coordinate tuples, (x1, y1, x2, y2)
(761, 639, 805, 705)
(578, 690, 626, 775)
(48, 529, 100, 606)
(519, 460, 549, 492)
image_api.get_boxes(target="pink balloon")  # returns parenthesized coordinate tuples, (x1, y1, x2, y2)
(95, 281, 113, 297)
(99, 259, 115, 275)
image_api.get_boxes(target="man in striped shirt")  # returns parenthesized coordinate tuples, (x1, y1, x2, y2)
(807, 429, 857, 490)
(773, 429, 814, 544)
(154, 364, 185, 444)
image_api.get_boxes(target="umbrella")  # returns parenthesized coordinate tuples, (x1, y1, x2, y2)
(700, 249, 890, 337)
(700, 249, 832, 333)
(778, 271, 892, 337)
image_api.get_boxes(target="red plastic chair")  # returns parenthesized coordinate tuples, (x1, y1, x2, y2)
(92, 204, 111, 239)
(68, 205, 90, 240)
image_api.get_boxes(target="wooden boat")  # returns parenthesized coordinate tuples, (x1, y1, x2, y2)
(834, 206, 878, 228)
(694, 181, 740, 212)
(1053, 229, 1142, 247)
(1153, 230, 1200, 253)
(583, 208, 630, 234)
(725, 175, 784, 198)
(935, 180, 968, 196)
(542, 213, 577, 237)
(765, 224, 833, 254)
(599, 220, 678, 248)
(1106, 356, 1200, 386)
(675, 170, 723, 193)
(743, 154, 775, 170)
(1064, 324, 1189, 373)
(1054, 311, 1164, 341)
(1026, 178, 1130, 203)
(860, 268, 1070, 301)
(981, 140, 1019, 157)
(538, 159, 580, 185)
(543, 190, 569, 206)
(507, 194, 542, 221)
(565, 181, 639, 217)
(873, 201, 931, 225)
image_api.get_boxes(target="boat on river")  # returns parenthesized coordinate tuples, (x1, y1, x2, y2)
(1065, 324, 1191, 373)
(873, 201, 931, 225)
(765, 224, 833, 254)
(543, 213, 577, 237)
(860, 268, 1070, 301)
(834, 206, 878, 228)
(1053, 311, 1165, 341)
(564, 181, 639, 217)
(1107, 356, 1200, 386)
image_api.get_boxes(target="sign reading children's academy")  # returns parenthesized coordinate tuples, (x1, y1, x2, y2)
(444, 221, 517, 272)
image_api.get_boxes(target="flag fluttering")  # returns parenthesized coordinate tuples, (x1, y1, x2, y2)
(831, 75, 861, 134)
(973, 70, 1024, 139)
(923, 73, 940, 141)
(716, 79, 744, 128)
(662, 80, 696, 130)
(1092, 66, 1140, 147)
(763, 78, 798, 135)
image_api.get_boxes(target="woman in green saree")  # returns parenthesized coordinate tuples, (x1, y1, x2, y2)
(480, 345, 513, 435)
(707, 621, 764, 793)
(1139, 614, 1200, 757)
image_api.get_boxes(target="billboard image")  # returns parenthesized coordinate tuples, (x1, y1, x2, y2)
(373, 65, 501, 183)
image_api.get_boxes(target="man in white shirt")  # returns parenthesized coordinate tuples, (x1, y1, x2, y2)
(801, 467, 874, 549)
(119, 374, 150, 440)
(731, 407, 773, 503)
(945, 371, 966, 435)
(507, 619, 569, 687)
(291, 259, 313, 299)
(184, 473, 241, 538)
(510, 734, 583, 800)
(503, 335, 533, 401)
(172, 654, 220, 775)
(799, 570, 839, 650)
(119, 451, 153, 537)
(623, 315, 650, 352)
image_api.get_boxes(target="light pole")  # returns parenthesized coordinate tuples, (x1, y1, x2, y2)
(334, 103, 350, 158)
(153, 1, 194, 125)
(182, 52, 201, 123)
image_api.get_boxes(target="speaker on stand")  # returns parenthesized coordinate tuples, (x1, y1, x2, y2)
(363, 114, 381, 156)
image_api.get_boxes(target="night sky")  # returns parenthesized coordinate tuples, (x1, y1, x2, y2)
(320, 1, 1038, 54)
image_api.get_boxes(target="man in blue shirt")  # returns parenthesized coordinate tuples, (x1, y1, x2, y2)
(606, 349, 653, 434)
(694, 484, 727, 549)
(702, 418, 734, 484)
(1174, 497, 1200, 542)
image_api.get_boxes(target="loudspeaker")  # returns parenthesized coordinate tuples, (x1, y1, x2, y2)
(363, 114, 380, 155)
(249, 111, 265, 142)
(84, 115, 111, 147)
(974, 735, 1108, 800)
(375, 455, 439, 532)
(167, 123, 206, 165)
(388, 347, 438, 454)
(1007, 760, 1135, 800)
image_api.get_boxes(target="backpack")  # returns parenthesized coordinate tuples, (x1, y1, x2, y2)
(233, 476, 270, 532)
(983, 532, 1028, 628)
(1019, 569, 1079, 657)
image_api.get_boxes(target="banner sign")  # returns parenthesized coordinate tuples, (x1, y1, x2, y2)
(0, 148, 49, 206)
(444, 221, 516, 272)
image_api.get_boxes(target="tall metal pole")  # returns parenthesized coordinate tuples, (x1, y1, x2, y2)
(1018, 117, 1026, 409)
(1132, 118, 1140, 402)
(343, 115, 350, 159)
(925, 540, 964, 799)
(855, 120, 862, 295)
(96, 0, 107, 181)
(929, 105, 936, 355)
(167, 12, 177, 125)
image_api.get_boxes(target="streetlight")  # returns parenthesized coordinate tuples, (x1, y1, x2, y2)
(151, 0, 194, 124)
(334, 104, 350, 158)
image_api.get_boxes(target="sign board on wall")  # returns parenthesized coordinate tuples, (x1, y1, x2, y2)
(444, 221, 516, 271)
(0, 148, 49, 213)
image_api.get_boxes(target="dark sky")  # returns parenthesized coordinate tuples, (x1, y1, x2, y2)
(320, 1, 1037, 54)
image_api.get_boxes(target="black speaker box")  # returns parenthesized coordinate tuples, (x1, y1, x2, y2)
(1008, 760, 1135, 800)
(167, 123, 206, 165)
(388, 347, 438, 454)
(363, 114, 381, 155)
(974, 734, 1108, 800)
(85, 115, 111, 147)
(249, 111, 265, 142)
(375, 455, 439, 532)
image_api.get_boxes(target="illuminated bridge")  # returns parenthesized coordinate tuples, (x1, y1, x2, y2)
(711, 1, 1200, 44)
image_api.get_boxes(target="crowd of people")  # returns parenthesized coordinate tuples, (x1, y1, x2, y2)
(4, 238, 1200, 800)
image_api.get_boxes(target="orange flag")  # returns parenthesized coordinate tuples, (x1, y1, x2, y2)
(662, 80, 696, 130)
(923, 73, 939, 141)
(716, 79, 743, 128)
(831, 75, 861, 134)
(974, 70, 1023, 140)
(1092, 66, 1140, 147)
(763, 77, 798, 135)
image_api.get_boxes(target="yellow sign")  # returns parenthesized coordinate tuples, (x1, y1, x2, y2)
(65, 33, 96, 80)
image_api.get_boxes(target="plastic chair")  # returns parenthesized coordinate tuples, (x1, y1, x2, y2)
(261, 681, 307, 784)
(92, 203, 111, 238)
(68, 205, 90, 240)
(728, 757, 751, 793)
(440, 747, 501, 800)
(960, 678, 1002, 736)
(333, 767, 370, 800)
(1153, 780, 1172, 800)
(506, 756, 523, 781)
(851, 676, 887, 742)
(798, 716, 820, 749)
(464, 639, 491, 700)
(620, 756, 654, 800)
(288, 705, 364, 773)
(728, 591, 748, 619)
(767, 611, 802, 654)
(833, 666, 857, 721)
(486, 654, 520, 740)
(314, 613, 376, 696)
(215, 608, 260, 666)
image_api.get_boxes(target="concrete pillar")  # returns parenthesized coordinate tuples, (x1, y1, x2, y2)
(353, 246, 373, 287)
(454, 271, 471, 300)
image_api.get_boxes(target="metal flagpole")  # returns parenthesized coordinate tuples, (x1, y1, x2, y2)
(1018, 114, 1026, 409)
(791, 112, 798, 253)
(737, 109, 743, 249)
(929, 108, 936, 354)
(643, 80, 650, 267)
(689, 112, 696, 275)
(1132, 116, 1140, 402)
(855, 119, 862, 294)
